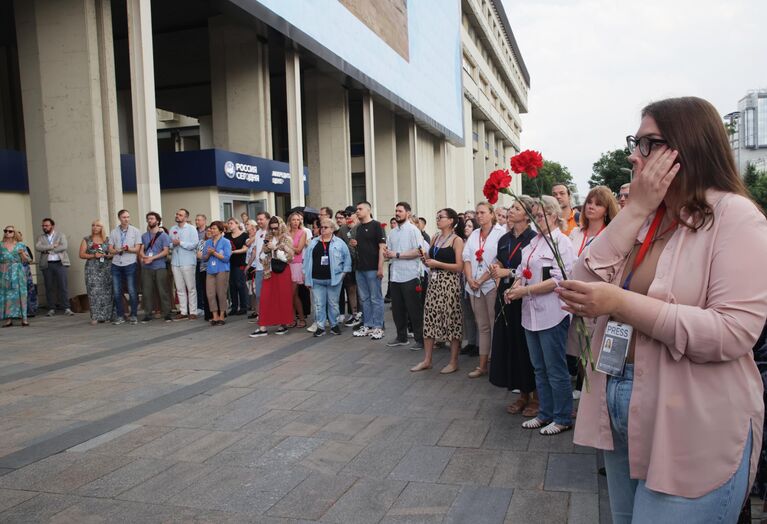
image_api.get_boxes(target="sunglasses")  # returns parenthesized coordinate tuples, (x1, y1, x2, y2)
(269, 227, 279, 231)
(4, 229, 14, 234)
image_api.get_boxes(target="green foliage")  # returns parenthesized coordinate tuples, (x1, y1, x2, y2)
(521, 160, 574, 197)
(588, 148, 632, 193)
(744, 163, 767, 212)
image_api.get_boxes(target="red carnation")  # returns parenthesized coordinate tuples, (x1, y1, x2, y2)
(522, 267, 533, 280)
(482, 169, 512, 204)
(475, 249, 484, 262)
(415, 285, 422, 293)
(381, 223, 387, 228)
(510, 150, 544, 179)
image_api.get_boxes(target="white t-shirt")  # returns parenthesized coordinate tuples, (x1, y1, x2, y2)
(462, 226, 504, 297)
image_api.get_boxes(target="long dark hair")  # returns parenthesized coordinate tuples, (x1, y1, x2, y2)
(438, 208, 465, 240)
(642, 97, 754, 229)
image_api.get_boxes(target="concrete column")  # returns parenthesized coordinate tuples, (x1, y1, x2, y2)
(95, 0, 123, 228)
(362, 94, 377, 213)
(127, 0, 162, 219)
(486, 129, 496, 169)
(15, 0, 119, 297)
(285, 49, 304, 206)
(373, 101, 398, 218)
(394, 118, 417, 219)
(304, 72, 352, 212)
(472, 119, 487, 204)
(414, 129, 435, 221)
(434, 139, 448, 213)
(505, 145, 521, 194)
(209, 16, 271, 158)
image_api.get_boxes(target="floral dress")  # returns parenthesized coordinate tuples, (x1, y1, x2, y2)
(0, 242, 28, 320)
(83, 237, 113, 321)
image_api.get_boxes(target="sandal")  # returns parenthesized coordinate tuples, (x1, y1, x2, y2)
(2, 320, 12, 328)
(467, 367, 487, 379)
(296, 320, 307, 328)
(410, 362, 432, 372)
(522, 417, 552, 429)
(539, 422, 572, 436)
(522, 400, 540, 418)
(21, 320, 30, 327)
(287, 320, 298, 328)
(506, 398, 528, 415)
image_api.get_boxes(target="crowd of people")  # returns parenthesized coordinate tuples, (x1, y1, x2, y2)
(2, 96, 767, 523)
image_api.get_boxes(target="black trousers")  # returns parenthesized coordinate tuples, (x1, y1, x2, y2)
(228, 265, 249, 313)
(390, 278, 424, 344)
(42, 261, 69, 310)
(196, 263, 211, 320)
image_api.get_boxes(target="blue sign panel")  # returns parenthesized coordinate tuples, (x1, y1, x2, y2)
(0, 149, 28, 192)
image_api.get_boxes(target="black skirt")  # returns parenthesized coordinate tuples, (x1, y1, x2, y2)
(489, 280, 536, 393)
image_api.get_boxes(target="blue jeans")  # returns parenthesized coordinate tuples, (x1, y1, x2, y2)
(111, 263, 138, 318)
(311, 279, 342, 328)
(356, 270, 384, 329)
(604, 364, 752, 523)
(524, 316, 572, 425)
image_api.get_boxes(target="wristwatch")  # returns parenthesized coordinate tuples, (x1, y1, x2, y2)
(396, 252, 400, 259)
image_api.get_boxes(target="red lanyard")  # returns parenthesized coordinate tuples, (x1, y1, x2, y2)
(321, 239, 328, 254)
(577, 223, 607, 257)
(621, 204, 677, 290)
(477, 230, 488, 254)
(524, 235, 542, 269)
(506, 241, 524, 267)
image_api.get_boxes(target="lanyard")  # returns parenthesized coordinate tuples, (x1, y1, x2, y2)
(577, 223, 607, 257)
(505, 241, 525, 268)
(119, 228, 128, 247)
(321, 239, 329, 254)
(524, 235, 543, 270)
(621, 204, 677, 290)
(46, 233, 54, 245)
(147, 231, 161, 250)
(431, 233, 453, 259)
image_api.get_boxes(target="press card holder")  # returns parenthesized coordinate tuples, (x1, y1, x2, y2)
(595, 320, 633, 377)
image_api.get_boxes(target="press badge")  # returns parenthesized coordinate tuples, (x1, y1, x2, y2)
(146, 250, 153, 257)
(210, 259, 217, 268)
(595, 320, 633, 377)
(320, 255, 329, 266)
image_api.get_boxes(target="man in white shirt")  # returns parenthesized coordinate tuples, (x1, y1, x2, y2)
(108, 209, 142, 324)
(35, 217, 73, 316)
(169, 208, 199, 320)
(245, 211, 269, 321)
(384, 202, 424, 349)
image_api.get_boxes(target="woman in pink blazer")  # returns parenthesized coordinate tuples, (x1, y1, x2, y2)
(557, 97, 767, 523)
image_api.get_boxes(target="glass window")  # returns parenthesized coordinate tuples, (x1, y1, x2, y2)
(758, 98, 767, 147)
(745, 108, 756, 148)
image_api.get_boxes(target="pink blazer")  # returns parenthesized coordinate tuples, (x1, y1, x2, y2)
(573, 190, 767, 497)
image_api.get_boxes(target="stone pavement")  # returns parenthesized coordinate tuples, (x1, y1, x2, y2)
(0, 310, 611, 523)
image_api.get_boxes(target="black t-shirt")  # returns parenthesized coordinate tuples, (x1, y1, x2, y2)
(355, 220, 386, 271)
(226, 232, 247, 267)
(312, 241, 331, 280)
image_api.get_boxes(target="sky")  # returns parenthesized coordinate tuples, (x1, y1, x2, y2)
(500, 0, 767, 198)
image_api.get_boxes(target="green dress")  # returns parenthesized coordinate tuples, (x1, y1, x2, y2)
(0, 242, 28, 320)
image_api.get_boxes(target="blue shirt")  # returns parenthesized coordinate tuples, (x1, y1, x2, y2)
(140, 231, 170, 270)
(203, 237, 231, 274)
(169, 223, 200, 267)
(302, 236, 351, 287)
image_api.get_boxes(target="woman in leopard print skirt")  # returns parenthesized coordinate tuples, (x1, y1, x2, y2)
(410, 208, 465, 374)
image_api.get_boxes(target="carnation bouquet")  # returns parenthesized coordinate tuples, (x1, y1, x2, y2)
(484, 150, 595, 388)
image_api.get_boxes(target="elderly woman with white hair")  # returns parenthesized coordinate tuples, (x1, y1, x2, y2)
(504, 195, 576, 436)
(302, 217, 352, 336)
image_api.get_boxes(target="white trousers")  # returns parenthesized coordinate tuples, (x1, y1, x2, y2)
(172, 265, 197, 315)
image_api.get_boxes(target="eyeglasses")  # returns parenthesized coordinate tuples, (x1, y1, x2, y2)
(436, 215, 448, 220)
(618, 193, 630, 199)
(320, 226, 331, 230)
(3, 229, 14, 234)
(269, 227, 279, 231)
(626, 135, 667, 157)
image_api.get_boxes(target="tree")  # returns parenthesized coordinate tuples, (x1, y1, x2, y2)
(588, 147, 632, 193)
(744, 162, 767, 213)
(521, 160, 574, 196)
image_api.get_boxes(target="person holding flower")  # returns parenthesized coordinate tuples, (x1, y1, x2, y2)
(202, 221, 231, 326)
(557, 97, 767, 523)
(504, 195, 576, 435)
(462, 201, 504, 378)
(250, 216, 295, 337)
(1, 225, 30, 326)
(79, 219, 113, 324)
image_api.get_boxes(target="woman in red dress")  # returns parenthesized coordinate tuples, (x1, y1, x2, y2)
(249, 216, 295, 337)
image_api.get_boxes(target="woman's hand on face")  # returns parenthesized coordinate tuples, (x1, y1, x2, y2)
(629, 147, 681, 215)
(555, 280, 622, 317)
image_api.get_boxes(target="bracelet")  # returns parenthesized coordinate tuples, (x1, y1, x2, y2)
(526, 287, 531, 297)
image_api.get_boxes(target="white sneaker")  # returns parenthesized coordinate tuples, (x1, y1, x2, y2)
(64, 308, 74, 316)
(337, 314, 345, 324)
(572, 390, 582, 400)
(353, 326, 371, 337)
(370, 328, 384, 340)
(306, 322, 318, 333)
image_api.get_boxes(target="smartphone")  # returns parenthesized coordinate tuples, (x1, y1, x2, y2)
(542, 266, 552, 280)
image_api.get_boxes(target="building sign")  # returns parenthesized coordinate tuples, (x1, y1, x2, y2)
(0, 150, 29, 192)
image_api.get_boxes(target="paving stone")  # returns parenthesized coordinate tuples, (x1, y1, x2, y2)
(321, 478, 406, 523)
(275, 412, 338, 437)
(168, 465, 310, 514)
(382, 482, 461, 524)
(568, 492, 600, 524)
(0, 488, 37, 512)
(267, 472, 358, 520)
(504, 488, 569, 524)
(0, 493, 79, 523)
(438, 419, 490, 448)
(314, 414, 376, 441)
(299, 440, 365, 475)
(77, 424, 172, 455)
(443, 486, 513, 524)
(252, 436, 326, 468)
(0, 452, 132, 493)
(76, 458, 174, 498)
(544, 453, 598, 493)
(351, 416, 407, 444)
(491, 450, 548, 490)
(528, 429, 576, 453)
(389, 445, 455, 482)
(67, 423, 142, 452)
(263, 389, 317, 410)
(240, 409, 304, 434)
(341, 440, 412, 479)
(128, 428, 211, 458)
(599, 486, 612, 524)
(117, 462, 218, 504)
(166, 430, 246, 462)
(481, 418, 532, 450)
(439, 448, 500, 486)
(393, 418, 451, 446)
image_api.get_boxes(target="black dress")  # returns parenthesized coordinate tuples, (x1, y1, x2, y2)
(489, 227, 537, 393)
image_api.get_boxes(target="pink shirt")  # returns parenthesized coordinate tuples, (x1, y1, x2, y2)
(291, 229, 305, 264)
(519, 228, 576, 331)
(573, 191, 767, 497)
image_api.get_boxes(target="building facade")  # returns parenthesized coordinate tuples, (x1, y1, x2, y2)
(727, 89, 767, 175)
(0, 0, 529, 298)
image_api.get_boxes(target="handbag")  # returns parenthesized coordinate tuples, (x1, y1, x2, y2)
(270, 258, 287, 274)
